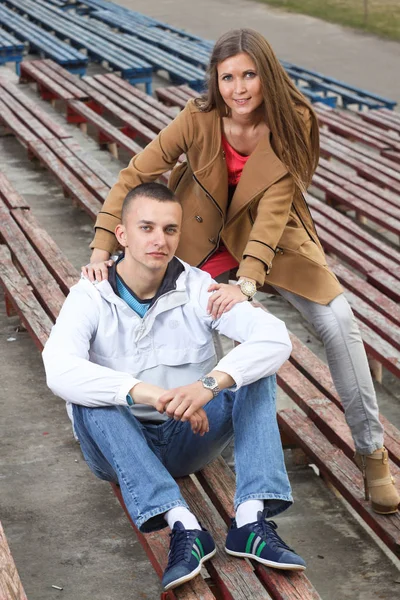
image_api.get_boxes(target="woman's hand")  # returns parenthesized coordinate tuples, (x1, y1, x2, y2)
(81, 249, 113, 282)
(207, 281, 252, 319)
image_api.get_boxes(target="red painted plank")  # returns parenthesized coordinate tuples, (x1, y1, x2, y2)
(307, 194, 400, 265)
(0, 245, 52, 352)
(278, 410, 400, 557)
(31, 59, 89, 99)
(0, 98, 37, 146)
(20, 60, 73, 101)
(0, 172, 30, 209)
(0, 521, 28, 600)
(197, 458, 322, 600)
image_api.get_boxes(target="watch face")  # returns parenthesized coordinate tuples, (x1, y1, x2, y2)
(202, 376, 217, 389)
(241, 281, 256, 297)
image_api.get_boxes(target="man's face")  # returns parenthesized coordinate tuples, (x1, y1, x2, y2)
(116, 196, 182, 273)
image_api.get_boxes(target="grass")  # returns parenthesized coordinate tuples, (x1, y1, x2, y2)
(257, 1, 400, 41)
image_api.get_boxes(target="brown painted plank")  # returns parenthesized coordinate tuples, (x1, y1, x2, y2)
(0, 521, 28, 600)
(0, 172, 30, 209)
(197, 458, 322, 600)
(155, 86, 188, 109)
(28, 139, 102, 220)
(0, 84, 69, 141)
(11, 208, 79, 295)
(278, 409, 400, 558)
(0, 245, 52, 351)
(111, 484, 219, 600)
(307, 194, 400, 265)
(178, 476, 273, 599)
(0, 200, 65, 321)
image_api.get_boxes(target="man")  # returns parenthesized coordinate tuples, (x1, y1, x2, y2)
(43, 182, 305, 592)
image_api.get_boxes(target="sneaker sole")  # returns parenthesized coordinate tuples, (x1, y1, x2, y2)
(225, 547, 306, 571)
(163, 548, 217, 591)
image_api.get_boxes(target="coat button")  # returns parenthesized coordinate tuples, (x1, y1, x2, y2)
(195, 215, 203, 223)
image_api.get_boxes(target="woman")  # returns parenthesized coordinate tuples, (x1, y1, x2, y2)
(83, 29, 399, 515)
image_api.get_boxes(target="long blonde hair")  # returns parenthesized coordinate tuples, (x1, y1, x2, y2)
(196, 29, 319, 190)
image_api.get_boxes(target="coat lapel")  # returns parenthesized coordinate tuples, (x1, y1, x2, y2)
(226, 133, 287, 225)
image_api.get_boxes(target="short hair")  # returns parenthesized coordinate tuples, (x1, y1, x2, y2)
(121, 182, 181, 223)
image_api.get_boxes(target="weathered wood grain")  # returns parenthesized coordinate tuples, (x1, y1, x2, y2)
(0, 522, 28, 600)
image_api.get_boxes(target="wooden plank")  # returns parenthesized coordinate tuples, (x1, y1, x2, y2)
(197, 458, 322, 600)
(66, 99, 144, 156)
(317, 109, 395, 151)
(311, 203, 400, 277)
(307, 194, 400, 265)
(326, 256, 400, 327)
(0, 98, 37, 146)
(11, 208, 79, 294)
(252, 301, 400, 467)
(111, 484, 217, 600)
(28, 139, 102, 220)
(318, 156, 400, 208)
(277, 410, 400, 558)
(0, 172, 30, 209)
(319, 140, 400, 194)
(45, 138, 110, 202)
(178, 476, 273, 600)
(0, 200, 65, 321)
(0, 87, 58, 142)
(0, 245, 52, 351)
(61, 137, 117, 189)
(20, 60, 74, 101)
(31, 59, 89, 99)
(0, 521, 28, 600)
(103, 73, 177, 120)
(311, 174, 400, 236)
(382, 149, 400, 165)
(83, 74, 169, 133)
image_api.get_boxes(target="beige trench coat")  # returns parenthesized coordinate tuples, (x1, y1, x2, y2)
(92, 100, 342, 304)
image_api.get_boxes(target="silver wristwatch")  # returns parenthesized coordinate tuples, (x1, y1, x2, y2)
(199, 375, 220, 398)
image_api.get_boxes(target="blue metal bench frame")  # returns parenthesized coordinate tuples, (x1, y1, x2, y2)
(2, 0, 153, 92)
(0, 5, 88, 75)
(0, 29, 24, 75)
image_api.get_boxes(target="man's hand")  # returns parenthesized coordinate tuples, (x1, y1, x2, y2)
(131, 382, 209, 436)
(157, 381, 213, 424)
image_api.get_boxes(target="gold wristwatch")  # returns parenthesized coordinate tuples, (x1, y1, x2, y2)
(238, 279, 257, 301)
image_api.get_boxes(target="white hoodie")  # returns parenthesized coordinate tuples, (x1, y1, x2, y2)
(42, 259, 291, 424)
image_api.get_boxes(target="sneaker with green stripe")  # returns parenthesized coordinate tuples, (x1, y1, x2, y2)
(162, 522, 216, 591)
(225, 509, 306, 570)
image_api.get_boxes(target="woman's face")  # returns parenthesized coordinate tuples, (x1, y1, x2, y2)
(217, 52, 263, 118)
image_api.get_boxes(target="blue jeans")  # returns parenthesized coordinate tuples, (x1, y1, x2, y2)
(72, 375, 292, 532)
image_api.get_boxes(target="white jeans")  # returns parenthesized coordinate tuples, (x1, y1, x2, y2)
(274, 288, 384, 455)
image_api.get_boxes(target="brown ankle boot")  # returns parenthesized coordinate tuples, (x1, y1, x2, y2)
(355, 448, 400, 515)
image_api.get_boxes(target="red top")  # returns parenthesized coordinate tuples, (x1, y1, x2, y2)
(201, 137, 250, 278)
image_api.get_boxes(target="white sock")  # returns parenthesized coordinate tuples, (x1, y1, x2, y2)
(165, 506, 201, 530)
(235, 500, 264, 528)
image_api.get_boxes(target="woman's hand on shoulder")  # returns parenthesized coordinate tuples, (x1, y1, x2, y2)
(81, 249, 113, 282)
(207, 281, 250, 319)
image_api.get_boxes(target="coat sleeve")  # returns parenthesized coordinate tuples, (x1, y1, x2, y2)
(237, 108, 313, 286)
(194, 272, 292, 388)
(236, 173, 295, 285)
(42, 283, 140, 407)
(91, 102, 195, 254)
